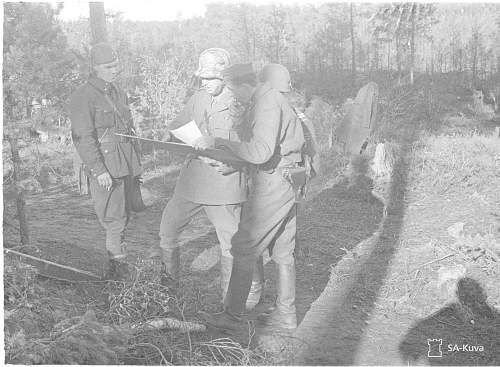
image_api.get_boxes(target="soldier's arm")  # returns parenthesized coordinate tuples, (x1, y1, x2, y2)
(217, 96, 280, 165)
(70, 90, 107, 177)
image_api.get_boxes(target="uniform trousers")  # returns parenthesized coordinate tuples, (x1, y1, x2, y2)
(159, 193, 241, 258)
(89, 176, 129, 259)
(224, 168, 297, 314)
(231, 169, 297, 265)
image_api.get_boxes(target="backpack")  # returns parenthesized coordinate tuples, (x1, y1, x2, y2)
(288, 107, 321, 200)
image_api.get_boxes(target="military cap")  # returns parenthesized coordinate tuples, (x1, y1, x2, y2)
(260, 63, 291, 92)
(91, 42, 117, 65)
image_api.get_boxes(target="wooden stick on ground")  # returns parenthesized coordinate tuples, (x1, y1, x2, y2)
(132, 317, 206, 333)
(4, 248, 102, 280)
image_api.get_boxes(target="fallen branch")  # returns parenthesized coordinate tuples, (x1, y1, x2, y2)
(131, 317, 206, 333)
(412, 252, 455, 271)
(4, 248, 102, 280)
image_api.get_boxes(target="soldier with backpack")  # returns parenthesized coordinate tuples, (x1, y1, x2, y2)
(194, 63, 317, 331)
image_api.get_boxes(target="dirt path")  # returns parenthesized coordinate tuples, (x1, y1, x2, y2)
(3, 151, 387, 339)
(288, 164, 405, 364)
(286, 126, 500, 365)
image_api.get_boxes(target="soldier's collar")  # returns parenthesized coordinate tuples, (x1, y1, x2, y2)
(88, 76, 115, 95)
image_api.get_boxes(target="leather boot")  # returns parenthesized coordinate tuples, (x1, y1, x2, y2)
(160, 247, 180, 288)
(246, 256, 264, 310)
(221, 256, 265, 311)
(200, 310, 246, 332)
(106, 251, 130, 281)
(225, 256, 255, 316)
(261, 262, 297, 329)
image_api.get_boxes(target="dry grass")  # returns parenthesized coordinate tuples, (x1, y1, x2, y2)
(105, 260, 174, 325)
(409, 132, 500, 194)
(4, 257, 270, 365)
(381, 122, 500, 320)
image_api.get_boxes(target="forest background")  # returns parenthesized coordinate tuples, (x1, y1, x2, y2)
(4, 2, 500, 138)
(3, 3, 500, 365)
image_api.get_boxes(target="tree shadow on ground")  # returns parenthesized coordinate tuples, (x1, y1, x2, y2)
(185, 156, 386, 348)
(399, 277, 500, 366)
(294, 156, 384, 323)
(293, 138, 414, 365)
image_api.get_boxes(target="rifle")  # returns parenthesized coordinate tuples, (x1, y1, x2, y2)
(114, 133, 245, 165)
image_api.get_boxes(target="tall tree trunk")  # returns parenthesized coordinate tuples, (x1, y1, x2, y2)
(396, 33, 402, 84)
(8, 135, 30, 246)
(26, 97, 32, 119)
(387, 41, 391, 71)
(350, 3, 356, 87)
(89, 2, 107, 44)
(367, 44, 371, 75)
(410, 3, 416, 85)
(471, 30, 479, 87)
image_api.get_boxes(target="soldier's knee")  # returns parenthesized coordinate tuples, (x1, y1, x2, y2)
(159, 237, 181, 250)
(271, 250, 295, 265)
(230, 247, 259, 263)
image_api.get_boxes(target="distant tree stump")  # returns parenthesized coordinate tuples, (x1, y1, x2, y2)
(371, 143, 396, 178)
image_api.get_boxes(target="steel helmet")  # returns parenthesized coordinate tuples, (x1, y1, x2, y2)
(260, 63, 291, 92)
(195, 48, 231, 79)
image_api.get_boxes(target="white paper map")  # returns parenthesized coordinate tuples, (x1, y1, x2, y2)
(170, 120, 202, 146)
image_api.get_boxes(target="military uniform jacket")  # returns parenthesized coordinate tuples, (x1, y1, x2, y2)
(70, 76, 142, 179)
(170, 88, 248, 205)
(220, 82, 305, 169)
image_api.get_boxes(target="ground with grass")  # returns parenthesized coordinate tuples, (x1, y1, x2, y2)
(5, 141, 368, 364)
(4, 81, 500, 365)
(285, 105, 500, 365)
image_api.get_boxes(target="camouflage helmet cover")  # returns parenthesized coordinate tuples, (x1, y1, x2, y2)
(260, 63, 291, 92)
(195, 48, 231, 79)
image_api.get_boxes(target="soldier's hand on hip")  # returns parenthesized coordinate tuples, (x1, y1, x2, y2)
(193, 136, 216, 151)
(212, 162, 237, 176)
(199, 156, 218, 165)
(97, 172, 113, 191)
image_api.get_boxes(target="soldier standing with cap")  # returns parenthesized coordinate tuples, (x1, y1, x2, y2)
(194, 63, 305, 330)
(70, 42, 142, 280)
(152, 49, 264, 309)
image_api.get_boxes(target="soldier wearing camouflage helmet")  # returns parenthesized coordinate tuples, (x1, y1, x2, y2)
(194, 63, 306, 331)
(151, 49, 264, 309)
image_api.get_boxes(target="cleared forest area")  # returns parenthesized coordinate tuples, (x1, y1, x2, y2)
(3, 2, 500, 365)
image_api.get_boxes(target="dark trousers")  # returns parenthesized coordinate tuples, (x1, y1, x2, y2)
(89, 176, 129, 259)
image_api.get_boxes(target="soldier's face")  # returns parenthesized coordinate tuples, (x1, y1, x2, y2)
(94, 60, 120, 83)
(201, 78, 224, 96)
